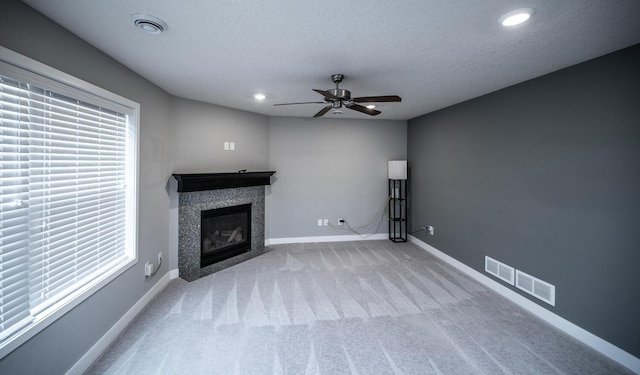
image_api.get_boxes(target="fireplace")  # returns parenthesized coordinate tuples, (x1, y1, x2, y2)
(201, 204, 251, 267)
(173, 171, 275, 282)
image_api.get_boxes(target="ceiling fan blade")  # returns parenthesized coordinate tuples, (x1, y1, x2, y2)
(313, 105, 333, 118)
(346, 103, 381, 116)
(273, 101, 325, 106)
(313, 89, 339, 100)
(353, 95, 402, 103)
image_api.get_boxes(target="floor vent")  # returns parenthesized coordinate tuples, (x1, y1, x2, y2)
(516, 269, 555, 306)
(485, 256, 514, 285)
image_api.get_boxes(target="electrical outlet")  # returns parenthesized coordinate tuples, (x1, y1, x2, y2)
(317, 219, 322, 226)
(144, 262, 153, 277)
(427, 225, 434, 235)
(229, 142, 235, 150)
(224, 141, 230, 150)
(338, 218, 344, 226)
(157, 252, 162, 265)
(323, 219, 329, 226)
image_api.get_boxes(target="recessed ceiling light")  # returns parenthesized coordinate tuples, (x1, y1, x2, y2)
(131, 14, 168, 34)
(366, 105, 376, 109)
(254, 93, 266, 101)
(498, 8, 536, 27)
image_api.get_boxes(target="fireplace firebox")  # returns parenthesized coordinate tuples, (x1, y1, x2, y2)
(200, 203, 252, 268)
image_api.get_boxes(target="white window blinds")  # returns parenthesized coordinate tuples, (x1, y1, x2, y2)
(0, 54, 137, 348)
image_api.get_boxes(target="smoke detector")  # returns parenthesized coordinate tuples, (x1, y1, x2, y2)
(131, 14, 167, 34)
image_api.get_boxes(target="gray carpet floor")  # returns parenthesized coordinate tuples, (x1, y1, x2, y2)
(87, 241, 632, 374)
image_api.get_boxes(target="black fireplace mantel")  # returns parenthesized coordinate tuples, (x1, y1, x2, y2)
(172, 171, 276, 192)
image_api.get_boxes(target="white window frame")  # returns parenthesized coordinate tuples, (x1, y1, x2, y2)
(0, 46, 139, 359)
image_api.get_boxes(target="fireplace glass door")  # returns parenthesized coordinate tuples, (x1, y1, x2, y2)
(200, 203, 251, 267)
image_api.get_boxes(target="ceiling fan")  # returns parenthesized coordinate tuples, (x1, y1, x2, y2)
(273, 74, 401, 117)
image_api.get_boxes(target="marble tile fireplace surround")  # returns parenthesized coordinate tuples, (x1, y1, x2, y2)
(173, 172, 275, 282)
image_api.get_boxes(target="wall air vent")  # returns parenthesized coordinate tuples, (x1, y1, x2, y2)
(485, 256, 515, 285)
(516, 269, 555, 306)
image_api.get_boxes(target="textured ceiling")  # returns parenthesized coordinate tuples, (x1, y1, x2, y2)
(21, 0, 640, 120)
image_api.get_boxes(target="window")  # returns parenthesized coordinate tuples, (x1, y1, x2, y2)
(0, 47, 138, 357)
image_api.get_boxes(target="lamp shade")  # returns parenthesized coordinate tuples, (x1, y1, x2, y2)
(388, 160, 407, 180)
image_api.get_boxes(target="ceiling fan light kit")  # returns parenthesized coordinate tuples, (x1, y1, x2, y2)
(274, 74, 401, 118)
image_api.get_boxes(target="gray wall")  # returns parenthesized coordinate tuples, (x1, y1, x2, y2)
(0, 1, 172, 373)
(408, 44, 640, 357)
(170, 96, 270, 173)
(268, 117, 407, 239)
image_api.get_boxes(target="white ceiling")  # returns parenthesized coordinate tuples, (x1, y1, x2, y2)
(22, 0, 640, 120)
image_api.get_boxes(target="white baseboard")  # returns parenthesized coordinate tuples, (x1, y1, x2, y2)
(66, 269, 179, 375)
(409, 236, 640, 374)
(266, 233, 388, 246)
